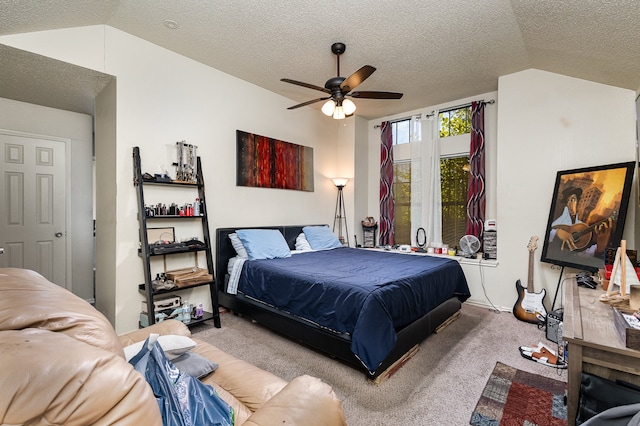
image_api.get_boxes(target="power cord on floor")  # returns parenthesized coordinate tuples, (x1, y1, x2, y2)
(478, 258, 501, 314)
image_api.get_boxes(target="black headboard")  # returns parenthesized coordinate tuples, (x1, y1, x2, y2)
(215, 225, 327, 288)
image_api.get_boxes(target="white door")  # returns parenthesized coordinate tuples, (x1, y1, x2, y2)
(0, 132, 67, 286)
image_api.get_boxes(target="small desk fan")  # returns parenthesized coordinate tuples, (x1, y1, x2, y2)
(460, 235, 481, 258)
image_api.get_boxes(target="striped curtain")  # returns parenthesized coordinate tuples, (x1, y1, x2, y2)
(379, 121, 395, 246)
(465, 101, 486, 244)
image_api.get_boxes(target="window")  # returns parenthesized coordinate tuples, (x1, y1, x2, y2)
(440, 156, 470, 249)
(391, 108, 472, 248)
(393, 161, 411, 244)
(391, 119, 410, 145)
(439, 106, 471, 138)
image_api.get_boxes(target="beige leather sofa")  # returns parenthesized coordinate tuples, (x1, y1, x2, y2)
(0, 268, 347, 425)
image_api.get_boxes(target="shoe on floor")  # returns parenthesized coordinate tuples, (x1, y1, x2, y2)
(519, 342, 567, 369)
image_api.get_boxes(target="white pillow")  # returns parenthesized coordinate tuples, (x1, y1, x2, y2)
(124, 334, 197, 361)
(229, 233, 248, 259)
(295, 233, 313, 251)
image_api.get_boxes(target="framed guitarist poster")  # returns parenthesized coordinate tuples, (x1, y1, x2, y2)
(541, 161, 635, 272)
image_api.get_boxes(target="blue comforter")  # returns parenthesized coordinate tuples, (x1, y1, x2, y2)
(236, 247, 470, 373)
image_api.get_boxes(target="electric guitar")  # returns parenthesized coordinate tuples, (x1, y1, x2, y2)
(513, 236, 547, 324)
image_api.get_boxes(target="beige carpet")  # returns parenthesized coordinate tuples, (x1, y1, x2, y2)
(192, 304, 567, 425)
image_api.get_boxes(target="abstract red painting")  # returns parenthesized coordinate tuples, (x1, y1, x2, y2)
(236, 130, 314, 191)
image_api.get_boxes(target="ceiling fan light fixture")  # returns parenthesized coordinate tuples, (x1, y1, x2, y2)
(342, 99, 356, 115)
(321, 99, 336, 116)
(333, 105, 346, 120)
(281, 43, 403, 116)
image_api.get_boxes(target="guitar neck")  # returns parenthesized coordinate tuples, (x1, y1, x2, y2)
(527, 249, 534, 293)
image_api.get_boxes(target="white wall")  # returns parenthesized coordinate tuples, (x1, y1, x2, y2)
(2, 26, 343, 333)
(495, 69, 637, 312)
(0, 98, 94, 300)
(365, 70, 637, 313)
(94, 80, 118, 325)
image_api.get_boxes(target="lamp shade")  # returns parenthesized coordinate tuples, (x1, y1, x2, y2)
(342, 99, 356, 115)
(321, 100, 336, 116)
(332, 177, 349, 187)
(332, 106, 345, 120)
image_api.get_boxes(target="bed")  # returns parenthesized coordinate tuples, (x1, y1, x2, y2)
(215, 225, 471, 379)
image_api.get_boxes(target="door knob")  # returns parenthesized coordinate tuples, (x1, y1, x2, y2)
(55, 232, 64, 238)
(0, 248, 4, 254)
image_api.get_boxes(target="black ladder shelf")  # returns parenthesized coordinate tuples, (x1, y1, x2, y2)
(133, 146, 220, 328)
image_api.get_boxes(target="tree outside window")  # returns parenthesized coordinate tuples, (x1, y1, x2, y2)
(393, 161, 411, 244)
(441, 156, 470, 249)
(439, 107, 471, 138)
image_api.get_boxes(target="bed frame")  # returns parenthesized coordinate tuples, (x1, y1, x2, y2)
(215, 225, 463, 379)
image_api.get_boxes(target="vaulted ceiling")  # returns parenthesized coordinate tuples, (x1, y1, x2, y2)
(1, 0, 640, 118)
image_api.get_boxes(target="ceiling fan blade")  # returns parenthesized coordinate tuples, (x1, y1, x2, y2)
(349, 91, 404, 99)
(281, 78, 330, 94)
(287, 97, 330, 110)
(340, 65, 376, 92)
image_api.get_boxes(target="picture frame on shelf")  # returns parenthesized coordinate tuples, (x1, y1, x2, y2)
(148, 227, 175, 245)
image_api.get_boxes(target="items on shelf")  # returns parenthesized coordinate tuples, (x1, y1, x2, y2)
(182, 301, 191, 324)
(165, 267, 213, 288)
(133, 146, 219, 329)
(151, 273, 176, 291)
(173, 141, 198, 183)
(139, 294, 205, 326)
(145, 199, 204, 217)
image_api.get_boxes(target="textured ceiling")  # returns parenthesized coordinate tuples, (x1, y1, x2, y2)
(1, 0, 640, 118)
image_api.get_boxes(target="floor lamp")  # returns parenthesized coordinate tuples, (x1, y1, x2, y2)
(332, 178, 349, 246)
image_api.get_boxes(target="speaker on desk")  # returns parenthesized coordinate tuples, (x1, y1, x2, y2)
(546, 309, 563, 344)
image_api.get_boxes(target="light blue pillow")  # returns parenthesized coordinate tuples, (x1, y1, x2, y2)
(236, 229, 291, 260)
(303, 226, 342, 250)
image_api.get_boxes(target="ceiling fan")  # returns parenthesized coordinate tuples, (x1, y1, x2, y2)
(281, 42, 403, 119)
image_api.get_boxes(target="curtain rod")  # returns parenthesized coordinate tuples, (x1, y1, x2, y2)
(373, 114, 422, 129)
(373, 98, 495, 129)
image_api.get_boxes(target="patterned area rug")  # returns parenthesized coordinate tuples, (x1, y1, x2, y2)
(470, 362, 567, 426)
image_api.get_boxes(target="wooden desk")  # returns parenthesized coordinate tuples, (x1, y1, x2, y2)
(564, 284, 640, 425)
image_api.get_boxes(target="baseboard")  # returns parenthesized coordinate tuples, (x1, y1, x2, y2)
(465, 300, 511, 312)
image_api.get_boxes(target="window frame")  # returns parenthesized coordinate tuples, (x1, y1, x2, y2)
(391, 119, 411, 145)
(440, 154, 470, 249)
(439, 106, 472, 138)
(391, 115, 472, 247)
